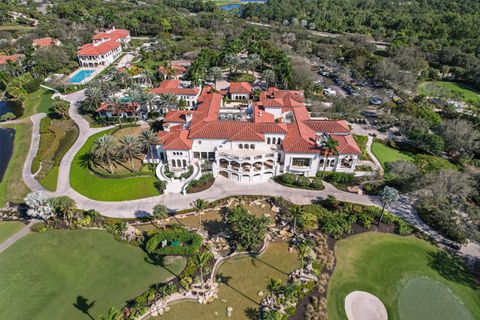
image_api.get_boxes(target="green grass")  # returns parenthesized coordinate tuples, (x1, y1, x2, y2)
(353, 134, 371, 161)
(0, 221, 25, 244)
(22, 88, 54, 118)
(371, 141, 414, 168)
(0, 229, 186, 320)
(0, 24, 34, 31)
(418, 81, 480, 104)
(159, 241, 299, 320)
(327, 233, 480, 320)
(0, 123, 32, 207)
(398, 277, 474, 320)
(70, 128, 158, 201)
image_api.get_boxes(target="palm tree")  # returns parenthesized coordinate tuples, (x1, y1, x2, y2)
(100, 307, 122, 320)
(84, 85, 103, 113)
(320, 136, 339, 178)
(289, 205, 303, 234)
(192, 198, 208, 227)
(92, 135, 117, 173)
(266, 278, 283, 294)
(143, 92, 157, 113)
(194, 251, 210, 288)
(378, 186, 399, 226)
(223, 53, 238, 75)
(263, 69, 276, 88)
(108, 95, 124, 125)
(157, 93, 178, 112)
(297, 242, 311, 269)
(139, 129, 158, 162)
(118, 135, 141, 171)
(209, 66, 223, 88)
(247, 54, 261, 74)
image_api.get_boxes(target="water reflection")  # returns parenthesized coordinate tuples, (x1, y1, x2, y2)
(0, 127, 15, 182)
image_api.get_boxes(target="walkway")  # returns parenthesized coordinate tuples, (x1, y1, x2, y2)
(0, 220, 38, 254)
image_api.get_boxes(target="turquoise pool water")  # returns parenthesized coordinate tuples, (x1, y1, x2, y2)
(69, 70, 95, 83)
(220, 0, 265, 10)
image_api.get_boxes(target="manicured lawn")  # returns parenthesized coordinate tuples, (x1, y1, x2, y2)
(70, 128, 158, 201)
(33, 118, 79, 191)
(418, 81, 480, 104)
(0, 229, 186, 320)
(22, 88, 54, 118)
(398, 277, 474, 320)
(159, 241, 299, 320)
(0, 123, 32, 207)
(0, 221, 25, 244)
(371, 141, 414, 168)
(327, 233, 480, 320)
(353, 134, 371, 161)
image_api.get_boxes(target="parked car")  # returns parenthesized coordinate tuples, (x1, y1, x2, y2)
(323, 87, 337, 96)
(369, 97, 383, 105)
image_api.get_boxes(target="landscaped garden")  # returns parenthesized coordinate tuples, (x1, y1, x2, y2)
(70, 127, 159, 201)
(0, 229, 187, 320)
(327, 232, 480, 320)
(0, 221, 24, 244)
(418, 81, 480, 104)
(371, 140, 414, 168)
(158, 241, 299, 320)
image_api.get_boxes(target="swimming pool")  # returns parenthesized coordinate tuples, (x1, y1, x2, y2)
(220, 0, 265, 11)
(69, 69, 95, 84)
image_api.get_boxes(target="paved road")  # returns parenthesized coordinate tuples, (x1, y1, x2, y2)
(0, 220, 38, 254)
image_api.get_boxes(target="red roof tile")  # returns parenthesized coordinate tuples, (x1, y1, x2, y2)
(92, 28, 129, 41)
(151, 80, 200, 96)
(303, 120, 350, 133)
(96, 101, 139, 113)
(33, 37, 58, 47)
(0, 54, 22, 64)
(78, 40, 120, 56)
(229, 82, 252, 94)
(188, 121, 287, 140)
(158, 64, 187, 75)
(229, 127, 264, 142)
(157, 127, 192, 150)
(331, 134, 361, 155)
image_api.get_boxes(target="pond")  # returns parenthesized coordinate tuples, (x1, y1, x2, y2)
(0, 100, 23, 118)
(220, 0, 266, 11)
(0, 127, 15, 183)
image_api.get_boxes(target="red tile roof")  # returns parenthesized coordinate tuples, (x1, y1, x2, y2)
(303, 120, 350, 133)
(331, 134, 361, 154)
(92, 28, 129, 42)
(0, 54, 22, 64)
(157, 126, 192, 150)
(253, 105, 275, 123)
(229, 127, 264, 142)
(33, 37, 58, 47)
(189, 121, 287, 140)
(151, 80, 200, 96)
(78, 40, 120, 56)
(229, 82, 252, 94)
(96, 101, 139, 114)
(158, 64, 187, 76)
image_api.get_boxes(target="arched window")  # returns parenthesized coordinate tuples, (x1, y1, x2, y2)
(239, 144, 243, 149)
(171, 159, 176, 167)
(267, 137, 271, 144)
(272, 138, 276, 144)
(245, 144, 250, 149)
(250, 144, 255, 149)
(277, 138, 281, 144)
(183, 159, 187, 167)
(177, 159, 182, 167)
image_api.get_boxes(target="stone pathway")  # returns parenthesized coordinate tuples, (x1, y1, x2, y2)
(0, 220, 38, 254)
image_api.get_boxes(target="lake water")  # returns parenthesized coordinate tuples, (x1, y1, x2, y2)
(0, 100, 23, 118)
(0, 127, 15, 183)
(220, 0, 266, 11)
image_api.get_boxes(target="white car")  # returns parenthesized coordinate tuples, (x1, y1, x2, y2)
(323, 87, 337, 96)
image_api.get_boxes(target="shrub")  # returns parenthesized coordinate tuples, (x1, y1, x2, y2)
(145, 229, 203, 256)
(323, 172, 356, 185)
(295, 176, 311, 188)
(319, 212, 356, 239)
(309, 177, 324, 189)
(279, 173, 296, 185)
(152, 204, 168, 219)
(154, 180, 166, 193)
(179, 165, 194, 179)
(0, 112, 16, 121)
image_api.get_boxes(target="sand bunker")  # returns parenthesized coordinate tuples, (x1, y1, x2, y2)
(345, 291, 388, 320)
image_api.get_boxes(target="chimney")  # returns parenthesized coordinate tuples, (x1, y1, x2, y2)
(185, 112, 193, 124)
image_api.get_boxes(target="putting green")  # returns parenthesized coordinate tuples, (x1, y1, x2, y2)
(398, 277, 474, 320)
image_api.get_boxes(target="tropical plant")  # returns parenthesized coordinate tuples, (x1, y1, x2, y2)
(320, 136, 339, 177)
(24, 191, 54, 224)
(267, 277, 283, 294)
(84, 85, 103, 113)
(263, 69, 276, 88)
(108, 95, 123, 125)
(289, 205, 304, 234)
(208, 66, 223, 87)
(92, 134, 117, 173)
(152, 204, 169, 220)
(297, 242, 311, 269)
(192, 198, 208, 227)
(379, 186, 399, 225)
(228, 205, 270, 251)
(100, 306, 122, 320)
(117, 135, 141, 171)
(139, 129, 158, 161)
(48, 196, 76, 225)
(194, 251, 210, 288)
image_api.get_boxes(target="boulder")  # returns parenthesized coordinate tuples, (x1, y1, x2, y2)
(271, 206, 280, 213)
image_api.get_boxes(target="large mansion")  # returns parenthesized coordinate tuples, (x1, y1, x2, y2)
(151, 84, 361, 183)
(77, 27, 130, 68)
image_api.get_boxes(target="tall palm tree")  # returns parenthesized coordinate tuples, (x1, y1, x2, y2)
(139, 129, 158, 162)
(192, 198, 208, 227)
(144, 92, 157, 113)
(209, 66, 223, 88)
(108, 95, 124, 125)
(118, 135, 141, 171)
(157, 93, 178, 113)
(84, 85, 102, 113)
(247, 54, 261, 74)
(297, 242, 311, 269)
(289, 205, 303, 234)
(100, 307, 122, 320)
(263, 69, 276, 88)
(266, 278, 283, 294)
(92, 135, 117, 173)
(378, 186, 399, 226)
(194, 251, 210, 288)
(320, 136, 339, 178)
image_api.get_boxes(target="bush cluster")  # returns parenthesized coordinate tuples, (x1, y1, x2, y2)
(276, 173, 324, 190)
(321, 172, 356, 185)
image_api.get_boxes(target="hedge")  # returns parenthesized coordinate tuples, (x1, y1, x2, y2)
(146, 229, 203, 256)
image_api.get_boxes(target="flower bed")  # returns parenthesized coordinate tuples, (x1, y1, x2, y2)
(186, 173, 215, 193)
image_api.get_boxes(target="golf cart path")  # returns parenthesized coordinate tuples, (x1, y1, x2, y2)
(0, 220, 38, 254)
